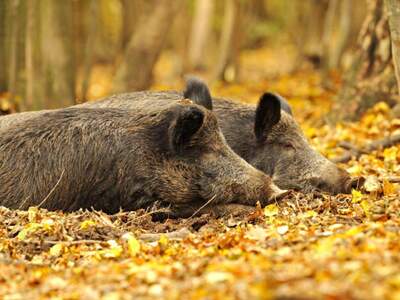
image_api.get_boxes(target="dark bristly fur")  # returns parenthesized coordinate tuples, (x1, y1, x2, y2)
(0, 101, 283, 215)
(74, 85, 358, 194)
(0, 79, 359, 195)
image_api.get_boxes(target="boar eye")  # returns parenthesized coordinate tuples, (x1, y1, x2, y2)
(281, 142, 295, 150)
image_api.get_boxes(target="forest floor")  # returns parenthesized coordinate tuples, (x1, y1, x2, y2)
(1, 48, 400, 299)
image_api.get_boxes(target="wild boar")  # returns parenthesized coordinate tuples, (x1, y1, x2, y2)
(0, 100, 285, 217)
(74, 79, 361, 194)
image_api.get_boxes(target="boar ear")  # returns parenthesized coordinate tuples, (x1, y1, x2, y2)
(254, 93, 281, 142)
(183, 77, 213, 110)
(170, 107, 205, 152)
(274, 93, 293, 115)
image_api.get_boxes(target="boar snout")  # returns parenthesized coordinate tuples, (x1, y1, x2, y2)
(310, 165, 364, 194)
(230, 168, 289, 205)
(202, 153, 288, 207)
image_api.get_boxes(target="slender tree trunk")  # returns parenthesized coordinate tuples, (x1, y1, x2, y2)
(213, 0, 241, 82)
(291, 0, 328, 70)
(121, 0, 144, 52)
(0, 0, 7, 92)
(40, 0, 75, 108)
(80, 0, 98, 102)
(8, 0, 20, 102)
(322, 0, 339, 71)
(386, 0, 400, 95)
(25, 0, 34, 110)
(113, 0, 183, 92)
(333, 0, 396, 121)
(187, 0, 214, 70)
(330, 0, 353, 69)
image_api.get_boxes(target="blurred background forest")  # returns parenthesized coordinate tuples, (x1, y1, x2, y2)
(1, 0, 400, 121)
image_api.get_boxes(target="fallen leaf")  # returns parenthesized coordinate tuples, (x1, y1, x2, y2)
(264, 204, 279, 217)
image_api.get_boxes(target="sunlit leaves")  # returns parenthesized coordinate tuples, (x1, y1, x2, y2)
(263, 204, 279, 217)
(2, 66, 400, 299)
(80, 220, 96, 230)
(122, 232, 141, 257)
(351, 189, 363, 203)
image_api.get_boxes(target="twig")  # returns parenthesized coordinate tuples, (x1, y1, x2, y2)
(18, 196, 31, 210)
(384, 176, 400, 183)
(123, 207, 173, 226)
(44, 228, 192, 245)
(187, 194, 217, 221)
(138, 228, 192, 242)
(45, 239, 103, 245)
(337, 141, 367, 154)
(333, 133, 400, 163)
(38, 170, 65, 208)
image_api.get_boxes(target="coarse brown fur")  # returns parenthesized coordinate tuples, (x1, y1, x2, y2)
(0, 83, 360, 195)
(73, 90, 358, 194)
(0, 101, 282, 215)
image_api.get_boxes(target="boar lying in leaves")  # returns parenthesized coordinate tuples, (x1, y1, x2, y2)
(0, 78, 362, 196)
(73, 79, 362, 194)
(0, 100, 286, 217)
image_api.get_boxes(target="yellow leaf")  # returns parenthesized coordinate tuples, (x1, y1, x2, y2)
(41, 218, 54, 230)
(102, 240, 123, 258)
(388, 273, 400, 288)
(383, 147, 398, 163)
(374, 101, 390, 113)
(17, 229, 28, 241)
(303, 210, 318, 218)
(364, 175, 381, 193)
(17, 223, 42, 240)
(31, 255, 44, 265)
(360, 200, 371, 218)
(277, 225, 289, 235)
(351, 189, 363, 203)
(314, 237, 335, 258)
(344, 226, 363, 237)
(122, 233, 141, 257)
(80, 220, 96, 230)
(159, 234, 169, 247)
(28, 207, 38, 222)
(264, 204, 279, 217)
(246, 225, 268, 241)
(205, 271, 234, 284)
(304, 127, 317, 138)
(102, 292, 122, 300)
(383, 180, 396, 196)
(49, 243, 64, 257)
(347, 165, 362, 176)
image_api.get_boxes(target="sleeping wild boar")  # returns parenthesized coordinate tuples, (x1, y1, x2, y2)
(0, 100, 286, 217)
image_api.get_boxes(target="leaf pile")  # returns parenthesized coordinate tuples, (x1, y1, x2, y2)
(1, 190, 399, 299)
(2, 49, 400, 299)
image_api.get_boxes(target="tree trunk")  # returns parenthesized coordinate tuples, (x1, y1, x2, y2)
(113, 0, 183, 92)
(0, 0, 7, 92)
(8, 0, 20, 103)
(386, 0, 400, 95)
(25, 0, 34, 110)
(187, 0, 214, 70)
(330, 0, 353, 69)
(40, 0, 75, 108)
(121, 0, 144, 52)
(333, 0, 397, 121)
(292, 0, 328, 70)
(322, 0, 339, 71)
(80, 0, 98, 102)
(213, 0, 242, 82)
